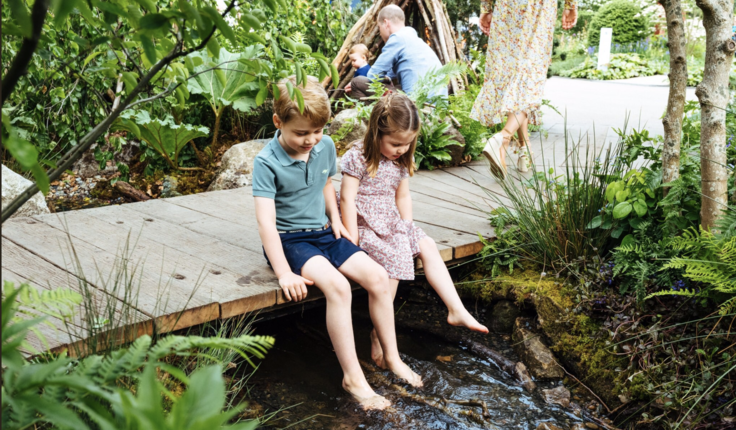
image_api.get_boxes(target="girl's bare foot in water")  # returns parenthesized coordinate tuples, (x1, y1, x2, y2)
(385, 356, 423, 387)
(342, 378, 391, 410)
(370, 328, 386, 369)
(448, 309, 489, 334)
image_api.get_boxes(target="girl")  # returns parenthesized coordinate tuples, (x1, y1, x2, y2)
(340, 93, 488, 368)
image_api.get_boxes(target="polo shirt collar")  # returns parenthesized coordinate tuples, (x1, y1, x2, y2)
(270, 130, 325, 166)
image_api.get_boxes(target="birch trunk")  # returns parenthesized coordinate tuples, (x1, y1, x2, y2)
(659, 0, 688, 193)
(695, 0, 735, 229)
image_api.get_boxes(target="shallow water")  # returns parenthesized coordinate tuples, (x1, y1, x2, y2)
(244, 288, 584, 430)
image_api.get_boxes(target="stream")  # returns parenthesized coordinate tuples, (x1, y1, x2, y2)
(242, 286, 586, 430)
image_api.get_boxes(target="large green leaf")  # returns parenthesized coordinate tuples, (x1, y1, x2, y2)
(113, 111, 209, 160)
(186, 47, 262, 114)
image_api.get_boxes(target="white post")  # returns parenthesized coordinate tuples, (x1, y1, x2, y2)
(597, 28, 613, 71)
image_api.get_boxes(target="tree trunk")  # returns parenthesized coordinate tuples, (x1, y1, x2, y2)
(695, 0, 735, 229)
(659, 0, 688, 193)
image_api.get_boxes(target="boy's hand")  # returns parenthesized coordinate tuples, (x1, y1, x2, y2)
(331, 218, 356, 244)
(279, 272, 314, 302)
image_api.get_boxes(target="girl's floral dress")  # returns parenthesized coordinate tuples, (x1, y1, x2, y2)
(471, 0, 577, 126)
(340, 142, 427, 280)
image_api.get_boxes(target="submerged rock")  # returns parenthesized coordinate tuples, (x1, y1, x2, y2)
(536, 423, 563, 430)
(2, 164, 50, 218)
(208, 139, 268, 191)
(489, 300, 521, 333)
(512, 317, 564, 379)
(542, 386, 571, 408)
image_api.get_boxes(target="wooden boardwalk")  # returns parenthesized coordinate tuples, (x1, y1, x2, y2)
(2, 161, 506, 354)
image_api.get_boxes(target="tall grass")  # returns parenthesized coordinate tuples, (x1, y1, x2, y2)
(480, 124, 628, 271)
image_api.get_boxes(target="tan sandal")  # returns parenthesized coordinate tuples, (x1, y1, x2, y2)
(482, 132, 508, 179)
(517, 146, 533, 173)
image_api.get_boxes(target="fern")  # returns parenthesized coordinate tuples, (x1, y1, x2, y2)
(646, 227, 736, 314)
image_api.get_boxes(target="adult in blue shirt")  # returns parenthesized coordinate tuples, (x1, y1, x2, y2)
(345, 5, 445, 100)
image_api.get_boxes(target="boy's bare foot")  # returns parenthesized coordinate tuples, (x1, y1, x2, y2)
(370, 328, 386, 369)
(342, 379, 391, 410)
(448, 309, 489, 334)
(385, 357, 423, 388)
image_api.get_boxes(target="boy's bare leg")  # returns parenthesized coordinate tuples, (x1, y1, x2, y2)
(301, 256, 390, 410)
(339, 252, 423, 388)
(370, 279, 400, 369)
(418, 237, 488, 333)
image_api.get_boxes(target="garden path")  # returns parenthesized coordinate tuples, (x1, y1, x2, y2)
(2, 75, 692, 354)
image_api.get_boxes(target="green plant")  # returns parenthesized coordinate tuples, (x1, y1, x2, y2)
(448, 84, 499, 159)
(415, 117, 459, 169)
(560, 53, 666, 80)
(648, 225, 736, 315)
(587, 0, 650, 47)
(1, 283, 274, 430)
(112, 111, 209, 172)
(477, 209, 524, 277)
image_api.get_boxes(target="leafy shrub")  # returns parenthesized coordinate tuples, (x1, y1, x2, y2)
(587, 0, 649, 47)
(560, 53, 666, 80)
(1, 283, 274, 430)
(448, 84, 498, 159)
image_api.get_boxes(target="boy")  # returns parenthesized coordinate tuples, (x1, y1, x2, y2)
(348, 44, 371, 78)
(252, 76, 422, 410)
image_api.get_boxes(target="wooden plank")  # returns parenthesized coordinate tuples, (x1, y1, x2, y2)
(81, 204, 280, 319)
(33, 211, 227, 332)
(2, 217, 217, 334)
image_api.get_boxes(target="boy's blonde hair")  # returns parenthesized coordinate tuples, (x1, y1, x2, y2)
(349, 43, 370, 60)
(273, 75, 331, 126)
(363, 93, 420, 177)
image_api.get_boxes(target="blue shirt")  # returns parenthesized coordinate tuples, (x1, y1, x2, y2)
(368, 27, 445, 96)
(252, 131, 337, 231)
(354, 64, 371, 78)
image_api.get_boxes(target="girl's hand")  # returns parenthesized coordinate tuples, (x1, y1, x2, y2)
(278, 272, 314, 302)
(562, 9, 577, 30)
(479, 12, 491, 36)
(331, 218, 356, 244)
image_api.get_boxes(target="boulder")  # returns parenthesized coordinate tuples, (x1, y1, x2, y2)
(512, 317, 564, 379)
(160, 175, 181, 198)
(542, 386, 571, 408)
(489, 300, 521, 333)
(444, 124, 466, 166)
(208, 139, 268, 192)
(327, 109, 367, 148)
(2, 164, 50, 218)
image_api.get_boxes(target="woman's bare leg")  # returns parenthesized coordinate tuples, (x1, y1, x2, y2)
(497, 111, 528, 166)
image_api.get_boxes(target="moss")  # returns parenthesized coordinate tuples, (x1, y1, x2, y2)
(462, 267, 625, 406)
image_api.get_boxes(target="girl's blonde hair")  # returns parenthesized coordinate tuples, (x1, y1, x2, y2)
(363, 92, 420, 177)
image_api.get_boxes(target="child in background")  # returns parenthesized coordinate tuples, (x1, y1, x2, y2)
(339, 93, 489, 368)
(253, 76, 421, 410)
(349, 44, 371, 78)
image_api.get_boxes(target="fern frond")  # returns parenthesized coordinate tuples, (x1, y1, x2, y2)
(645, 289, 702, 300)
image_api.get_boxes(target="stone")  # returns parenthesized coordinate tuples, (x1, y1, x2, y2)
(2, 164, 50, 218)
(489, 300, 521, 333)
(536, 423, 563, 430)
(512, 317, 564, 379)
(327, 108, 367, 148)
(444, 123, 466, 166)
(542, 386, 571, 408)
(73, 140, 140, 178)
(585, 423, 599, 429)
(571, 424, 586, 430)
(207, 139, 268, 192)
(160, 175, 181, 198)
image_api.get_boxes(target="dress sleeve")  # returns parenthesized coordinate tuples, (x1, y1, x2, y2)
(564, 0, 577, 10)
(340, 147, 365, 180)
(480, 0, 494, 14)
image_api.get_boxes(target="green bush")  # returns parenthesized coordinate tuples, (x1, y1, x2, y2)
(587, 0, 649, 47)
(560, 53, 666, 80)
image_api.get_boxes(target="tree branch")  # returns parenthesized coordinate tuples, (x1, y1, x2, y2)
(1, 0, 50, 107)
(1, 0, 239, 222)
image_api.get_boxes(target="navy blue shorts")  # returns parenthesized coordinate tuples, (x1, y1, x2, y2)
(265, 227, 364, 275)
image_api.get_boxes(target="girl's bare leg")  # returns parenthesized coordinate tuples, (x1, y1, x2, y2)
(339, 252, 423, 387)
(301, 256, 391, 410)
(370, 279, 400, 369)
(417, 237, 488, 333)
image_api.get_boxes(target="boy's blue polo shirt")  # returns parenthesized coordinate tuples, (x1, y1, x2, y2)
(252, 131, 337, 231)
